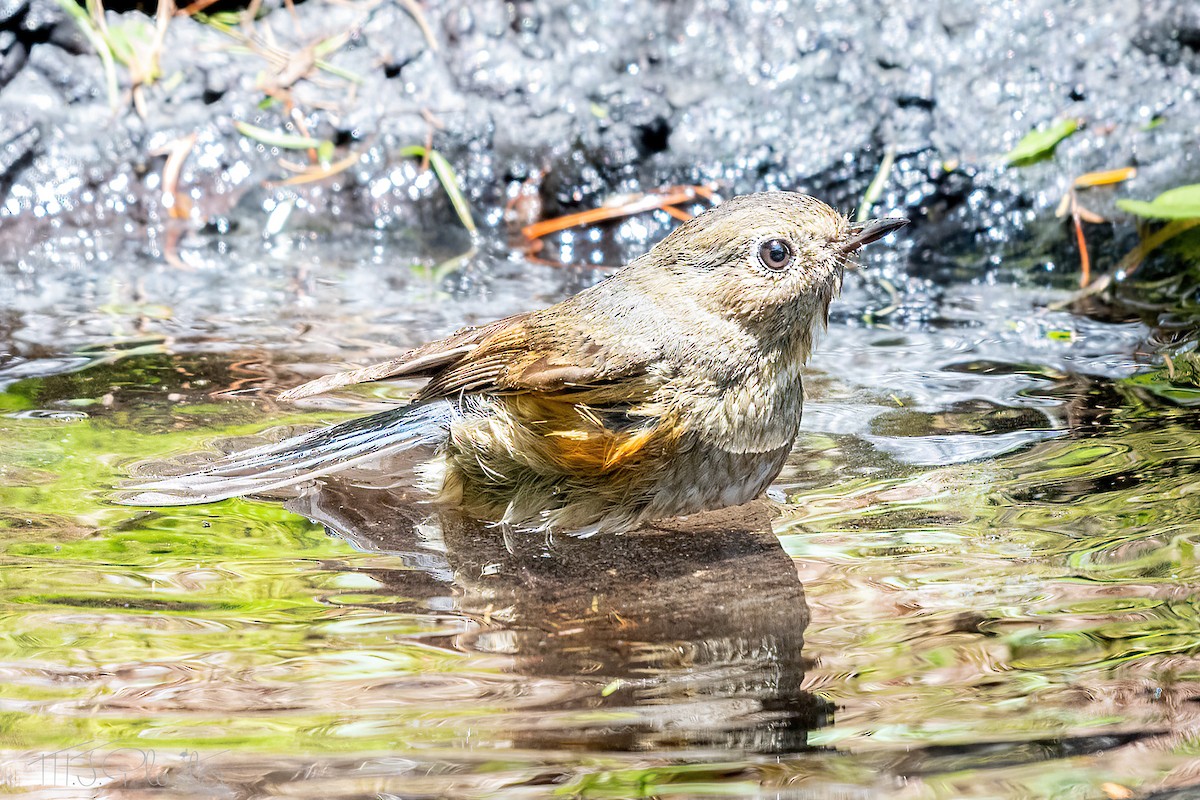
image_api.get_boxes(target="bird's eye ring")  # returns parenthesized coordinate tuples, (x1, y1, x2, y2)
(758, 239, 793, 271)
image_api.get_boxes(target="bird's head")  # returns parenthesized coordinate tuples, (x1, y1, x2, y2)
(638, 191, 906, 348)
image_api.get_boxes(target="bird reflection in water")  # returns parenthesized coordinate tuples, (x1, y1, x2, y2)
(285, 470, 831, 755)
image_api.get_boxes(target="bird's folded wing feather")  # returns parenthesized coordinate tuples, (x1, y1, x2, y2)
(279, 310, 661, 404)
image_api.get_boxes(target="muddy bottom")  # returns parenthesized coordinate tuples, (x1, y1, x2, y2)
(2, 230, 1199, 799)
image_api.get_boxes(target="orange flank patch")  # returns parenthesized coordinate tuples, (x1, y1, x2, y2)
(505, 396, 676, 473)
(602, 425, 660, 469)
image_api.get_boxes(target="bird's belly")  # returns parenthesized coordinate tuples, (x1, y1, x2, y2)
(642, 439, 792, 520)
(427, 395, 794, 533)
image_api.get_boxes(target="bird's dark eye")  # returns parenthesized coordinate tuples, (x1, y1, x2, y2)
(758, 239, 793, 271)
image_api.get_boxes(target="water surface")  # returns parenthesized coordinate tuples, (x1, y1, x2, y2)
(2, 229, 1198, 799)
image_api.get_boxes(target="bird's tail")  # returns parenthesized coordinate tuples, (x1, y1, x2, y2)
(119, 401, 451, 506)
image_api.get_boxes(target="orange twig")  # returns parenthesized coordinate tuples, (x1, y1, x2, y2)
(662, 205, 692, 223)
(1073, 166, 1137, 189)
(521, 186, 713, 241)
(1058, 166, 1135, 287)
(176, 0, 222, 15)
(1072, 208, 1090, 288)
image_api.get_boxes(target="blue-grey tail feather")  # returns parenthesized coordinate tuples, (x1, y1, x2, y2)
(120, 401, 450, 506)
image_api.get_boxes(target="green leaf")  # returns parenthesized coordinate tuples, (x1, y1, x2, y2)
(399, 146, 477, 236)
(1005, 119, 1079, 166)
(1116, 184, 1200, 220)
(235, 121, 323, 151)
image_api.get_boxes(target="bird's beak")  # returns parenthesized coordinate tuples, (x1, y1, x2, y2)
(840, 217, 908, 253)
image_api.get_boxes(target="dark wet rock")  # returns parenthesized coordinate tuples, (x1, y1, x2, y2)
(16, 0, 64, 36)
(0, 30, 25, 90)
(0, 0, 1197, 283)
(26, 38, 102, 102)
(0, 111, 39, 206)
(1137, 4, 1200, 71)
(359, 2, 426, 76)
(0, 0, 28, 27)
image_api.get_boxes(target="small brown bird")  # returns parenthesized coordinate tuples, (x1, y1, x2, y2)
(125, 192, 905, 533)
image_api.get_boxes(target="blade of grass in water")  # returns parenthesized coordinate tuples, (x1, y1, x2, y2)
(857, 146, 896, 223)
(236, 121, 334, 164)
(55, 0, 120, 111)
(400, 145, 477, 236)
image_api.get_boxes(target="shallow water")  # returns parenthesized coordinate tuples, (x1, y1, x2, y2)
(3, 228, 1199, 799)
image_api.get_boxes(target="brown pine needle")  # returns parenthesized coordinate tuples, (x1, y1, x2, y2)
(289, 107, 320, 165)
(1054, 192, 1073, 218)
(270, 151, 362, 187)
(398, 0, 438, 53)
(420, 108, 445, 130)
(160, 132, 198, 220)
(276, 157, 311, 173)
(162, 224, 192, 270)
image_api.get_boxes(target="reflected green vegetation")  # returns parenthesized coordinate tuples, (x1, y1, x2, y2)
(772, 366, 1200, 797)
(3, 280, 1200, 798)
(0, 362, 480, 758)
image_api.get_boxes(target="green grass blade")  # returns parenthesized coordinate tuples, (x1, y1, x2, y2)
(55, 0, 120, 111)
(857, 146, 896, 222)
(235, 121, 324, 151)
(400, 146, 477, 236)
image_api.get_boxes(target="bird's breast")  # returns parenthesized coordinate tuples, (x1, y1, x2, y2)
(669, 357, 806, 454)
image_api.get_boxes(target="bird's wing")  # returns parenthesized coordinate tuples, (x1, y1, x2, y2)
(279, 310, 661, 404)
(278, 313, 534, 401)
